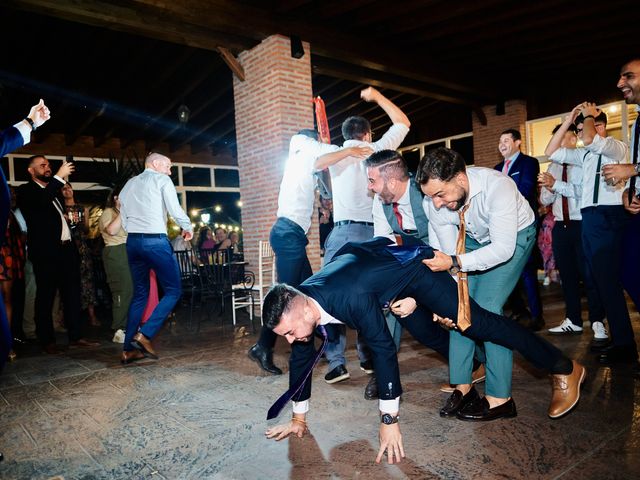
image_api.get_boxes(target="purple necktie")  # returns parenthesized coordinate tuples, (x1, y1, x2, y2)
(266, 324, 328, 420)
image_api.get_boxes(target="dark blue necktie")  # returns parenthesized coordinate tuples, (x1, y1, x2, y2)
(266, 325, 328, 420)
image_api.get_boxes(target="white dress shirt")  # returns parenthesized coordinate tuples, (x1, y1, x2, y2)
(119, 168, 192, 234)
(330, 124, 409, 223)
(539, 161, 583, 221)
(37, 176, 72, 241)
(292, 298, 400, 416)
(426, 167, 535, 272)
(372, 180, 418, 242)
(276, 134, 339, 233)
(549, 134, 629, 209)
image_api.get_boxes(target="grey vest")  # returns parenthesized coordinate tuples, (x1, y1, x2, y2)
(382, 176, 429, 244)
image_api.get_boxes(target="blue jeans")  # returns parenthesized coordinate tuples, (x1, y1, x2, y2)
(257, 218, 313, 350)
(323, 222, 374, 371)
(124, 234, 182, 352)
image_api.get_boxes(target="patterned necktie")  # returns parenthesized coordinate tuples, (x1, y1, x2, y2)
(266, 324, 328, 420)
(502, 159, 511, 175)
(561, 164, 570, 226)
(629, 118, 640, 203)
(392, 202, 403, 230)
(455, 204, 472, 332)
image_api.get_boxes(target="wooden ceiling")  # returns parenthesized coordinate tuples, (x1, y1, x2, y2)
(1, 0, 636, 156)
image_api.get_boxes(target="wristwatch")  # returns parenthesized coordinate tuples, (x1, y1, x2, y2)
(380, 413, 399, 425)
(449, 255, 461, 275)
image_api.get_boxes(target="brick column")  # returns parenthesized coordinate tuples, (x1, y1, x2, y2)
(233, 35, 322, 283)
(472, 100, 527, 167)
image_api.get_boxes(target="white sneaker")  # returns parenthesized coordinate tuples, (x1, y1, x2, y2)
(548, 318, 583, 335)
(592, 321, 609, 341)
(112, 329, 125, 344)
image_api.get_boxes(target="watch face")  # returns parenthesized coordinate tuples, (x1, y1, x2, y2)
(381, 413, 397, 425)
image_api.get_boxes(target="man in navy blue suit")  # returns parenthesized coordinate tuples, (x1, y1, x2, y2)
(0, 99, 51, 373)
(263, 238, 585, 464)
(495, 128, 544, 331)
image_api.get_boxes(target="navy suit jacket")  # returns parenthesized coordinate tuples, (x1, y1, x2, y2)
(495, 152, 540, 216)
(0, 126, 24, 239)
(291, 238, 434, 402)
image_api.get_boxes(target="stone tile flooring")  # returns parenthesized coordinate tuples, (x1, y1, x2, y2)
(0, 284, 639, 479)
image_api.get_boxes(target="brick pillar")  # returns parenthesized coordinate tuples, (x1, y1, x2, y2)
(233, 35, 322, 282)
(472, 100, 527, 167)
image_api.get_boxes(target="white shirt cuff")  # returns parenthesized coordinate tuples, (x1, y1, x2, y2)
(13, 121, 31, 145)
(53, 175, 66, 184)
(292, 400, 309, 414)
(379, 397, 400, 414)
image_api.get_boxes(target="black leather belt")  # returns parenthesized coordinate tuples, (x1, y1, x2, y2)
(128, 233, 167, 238)
(334, 220, 374, 227)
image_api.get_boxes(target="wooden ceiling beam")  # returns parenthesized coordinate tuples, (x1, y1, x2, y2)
(65, 102, 106, 146)
(312, 56, 484, 107)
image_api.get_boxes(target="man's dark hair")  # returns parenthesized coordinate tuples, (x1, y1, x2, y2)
(501, 128, 521, 142)
(27, 154, 46, 168)
(575, 111, 608, 126)
(263, 283, 302, 330)
(364, 150, 409, 181)
(342, 116, 371, 141)
(416, 147, 466, 186)
(552, 124, 578, 135)
(297, 129, 318, 140)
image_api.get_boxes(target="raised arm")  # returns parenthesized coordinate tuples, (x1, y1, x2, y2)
(361, 87, 410, 128)
(545, 104, 582, 157)
(314, 145, 373, 171)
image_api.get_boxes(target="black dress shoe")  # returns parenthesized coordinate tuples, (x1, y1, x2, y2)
(121, 350, 146, 365)
(597, 344, 639, 365)
(247, 343, 282, 375)
(440, 387, 479, 418)
(364, 374, 378, 400)
(456, 397, 517, 421)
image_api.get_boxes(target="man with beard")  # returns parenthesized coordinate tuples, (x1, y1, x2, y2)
(419, 147, 536, 421)
(16, 156, 98, 353)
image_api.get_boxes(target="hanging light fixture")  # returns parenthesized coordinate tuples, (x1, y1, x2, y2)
(177, 104, 190, 124)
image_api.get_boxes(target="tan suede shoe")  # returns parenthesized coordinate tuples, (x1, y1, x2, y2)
(548, 360, 585, 419)
(132, 332, 158, 359)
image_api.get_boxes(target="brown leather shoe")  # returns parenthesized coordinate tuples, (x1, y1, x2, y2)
(548, 360, 586, 419)
(70, 338, 100, 348)
(43, 343, 62, 355)
(132, 332, 158, 359)
(121, 350, 146, 365)
(440, 364, 486, 393)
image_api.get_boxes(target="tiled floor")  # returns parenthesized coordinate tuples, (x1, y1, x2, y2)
(0, 284, 639, 480)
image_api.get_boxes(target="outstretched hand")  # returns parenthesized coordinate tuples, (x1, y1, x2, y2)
(265, 420, 308, 441)
(433, 313, 457, 330)
(376, 423, 405, 464)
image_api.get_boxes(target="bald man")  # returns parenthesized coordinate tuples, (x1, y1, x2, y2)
(118, 153, 193, 364)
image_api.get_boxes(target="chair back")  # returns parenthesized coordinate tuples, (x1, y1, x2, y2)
(257, 240, 276, 314)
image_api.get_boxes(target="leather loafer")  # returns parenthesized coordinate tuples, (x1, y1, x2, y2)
(597, 345, 639, 365)
(247, 343, 282, 375)
(70, 338, 100, 348)
(548, 360, 586, 418)
(440, 364, 486, 393)
(121, 350, 146, 365)
(364, 374, 378, 400)
(131, 332, 158, 359)
(456, 397, 517, 421)
(440, 387, 479, 417)
(43, 343, 62, 355)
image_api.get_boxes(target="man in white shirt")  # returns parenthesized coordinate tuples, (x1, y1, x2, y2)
(315, 87, 411, 384)
(547, 103, 637, 365)
(119, 153, 193, 364)
(540, 123, 604, 335)
(418, 147, 536, 421)
(248, 130, 372, 375)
